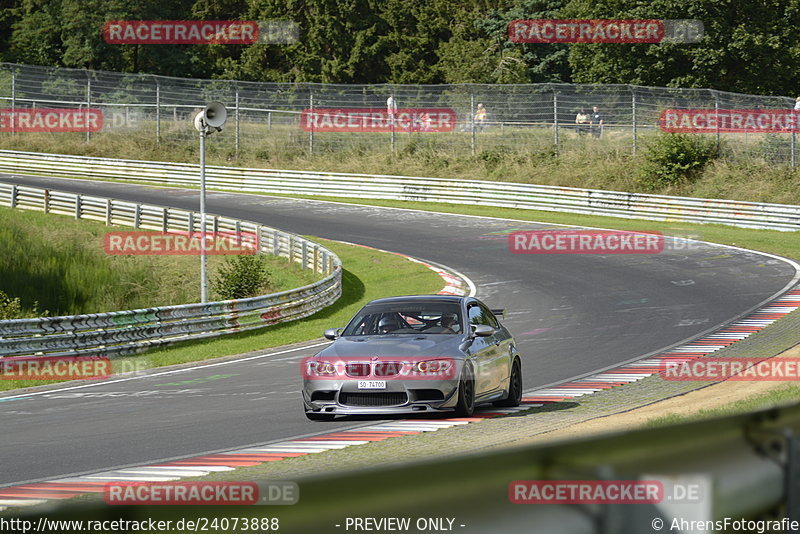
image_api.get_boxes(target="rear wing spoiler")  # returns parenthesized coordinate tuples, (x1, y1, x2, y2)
(491, 308, 505, 319)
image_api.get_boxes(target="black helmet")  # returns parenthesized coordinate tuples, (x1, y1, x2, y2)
(378, 316, 400, 334)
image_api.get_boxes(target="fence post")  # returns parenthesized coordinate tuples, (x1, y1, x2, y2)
(10, 185, 17, 208)
(235, 85, 240, 157)
(553, 90, 559, 151)
(309, 93, 314, 154)
(470, 93, 476, 156)
(134, 204, 141, 229)
(162, 207, 168, 232)
(792, 131, 796, 169)
(10, 68, 16, 135)
(85, 72, 92, 142)
(631, 87, 637, 156)
(273, 230, 280, 256)
(106, 198, 112, 225)
(155, 77, 161, 145)
(268, 111, 272, 130)
(75, 194, 81, 220)
(302, 241, 308, 269)
(713, 90, 720, 149)
(43, 189, 49, 213)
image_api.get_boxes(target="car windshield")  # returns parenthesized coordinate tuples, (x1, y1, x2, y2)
(342, 302, 463, 336)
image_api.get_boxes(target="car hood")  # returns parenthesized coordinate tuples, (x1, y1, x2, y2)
(316, 335, 466, 359)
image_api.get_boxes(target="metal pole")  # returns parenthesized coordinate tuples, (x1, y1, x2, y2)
(470, 93, 476, 155)
(309, 93, 314, 154)
(792, 131, 796, 168)
(155, 78, 161, 144)
(86, 73, 92, 142)
(10, 69, 15, 135)
(631, 88, 637, 155)
(713, 91, 720, 149)
(235, 86, 240, 157)
(553, 91, 559, 150)
(199, 128, 208, 303)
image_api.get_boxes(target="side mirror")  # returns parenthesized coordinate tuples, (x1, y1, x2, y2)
(323, 328, 340, 341)
(471, 324, 495, 338)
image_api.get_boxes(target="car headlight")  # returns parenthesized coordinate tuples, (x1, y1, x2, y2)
(308, 360, 338, 376)
(411, 359, 453, 375)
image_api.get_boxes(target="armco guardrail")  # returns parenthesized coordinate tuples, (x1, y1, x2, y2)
(23, 401, 800, 532)
(0, 150, 798, 231)
(0, 182, 341, 358)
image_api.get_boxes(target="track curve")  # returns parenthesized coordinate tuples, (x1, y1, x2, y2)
(0, 173, 796, 486)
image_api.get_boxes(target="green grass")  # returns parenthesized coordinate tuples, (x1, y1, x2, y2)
(3, 124, 800, 205)
(0, 237, 444, 392)
(645, 384, 800, 428)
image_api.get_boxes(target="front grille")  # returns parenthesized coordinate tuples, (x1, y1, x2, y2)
(339, 392, 408, 407)
(411, 389, 445, 402)
(311, 391, 336, 402)
(373, 362, 402, 377)
(345, 363, 370, 377)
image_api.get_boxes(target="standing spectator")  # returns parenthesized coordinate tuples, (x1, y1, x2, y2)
(590, 106, 604, 138)
(575, 108, 589, 135)
(474, 103, 487, 132)
(794, 97, 800, 111)
(387, 94, 398, 127)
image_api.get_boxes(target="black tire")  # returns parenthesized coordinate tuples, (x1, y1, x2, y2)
(305, 410, 335, 421)
(454, 364, 476, 417)
(494, 358, 522, 407)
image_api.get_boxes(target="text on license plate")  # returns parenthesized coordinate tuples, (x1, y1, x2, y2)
(358, 380, 386, 389)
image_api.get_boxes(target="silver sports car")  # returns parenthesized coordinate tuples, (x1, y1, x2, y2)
(302, 295, 522, 421)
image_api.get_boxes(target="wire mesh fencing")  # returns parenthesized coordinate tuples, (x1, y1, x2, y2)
(1, 62, 797, 165)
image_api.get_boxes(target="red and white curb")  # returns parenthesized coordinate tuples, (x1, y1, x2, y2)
(0, 407, 533, 509)
(522, 287, 800, 404)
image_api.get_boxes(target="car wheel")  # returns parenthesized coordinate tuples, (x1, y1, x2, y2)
(494, 358, 522, 407)
(305, 410, 335, 421)
(454, 364, 475, 417)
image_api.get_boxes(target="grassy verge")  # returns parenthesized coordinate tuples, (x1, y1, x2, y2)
(0, 238, 444, 392)
(0, 206, 320, 316)
(2, 126, 800, 205)
(646, 384, 800, 427)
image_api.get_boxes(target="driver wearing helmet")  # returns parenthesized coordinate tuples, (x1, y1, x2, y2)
(440, 313, 459, 334)
(378, 316, 401, 334)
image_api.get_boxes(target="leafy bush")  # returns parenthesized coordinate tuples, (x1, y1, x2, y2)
(213, 254, 271, 300)
(0, 290, 47, 319)
(639, 133, 719, 190)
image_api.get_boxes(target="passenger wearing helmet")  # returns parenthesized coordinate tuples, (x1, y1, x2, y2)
(378, 316, 401, 334)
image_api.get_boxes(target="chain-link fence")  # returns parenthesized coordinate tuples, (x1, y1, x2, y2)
(1, 62, 797, 165)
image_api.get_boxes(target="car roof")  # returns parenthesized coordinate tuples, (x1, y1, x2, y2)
(365, 294, 467, 306)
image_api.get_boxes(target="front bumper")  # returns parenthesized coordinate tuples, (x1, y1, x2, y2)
(303, 378, 460, 415)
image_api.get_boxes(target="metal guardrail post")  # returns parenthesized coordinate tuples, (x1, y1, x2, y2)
(155, 77, 161, 145)
(273, 230, 280, 256)
(309, 93, 314, 154)
(43, 189, 49, 213)
(313, 245, 319, 273)
(302, 241, 308, 269)
(134, 204, 141, 229)
(553, 90, 559, 151)
(470, 93, 476, 156)
(235, 85, 240, 157)
(631, 86, 637, 156)
(162, 207, 168, 232)
(10, 184, 17, 208)
(74, 194, 81, 220)
(85, 72, 92, 143)
(10, 68, 15, 135)
(105, 198, 112, 225)
(188, 212, 194, 233)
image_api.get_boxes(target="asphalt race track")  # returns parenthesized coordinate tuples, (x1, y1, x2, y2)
(0, 173, 796, 487)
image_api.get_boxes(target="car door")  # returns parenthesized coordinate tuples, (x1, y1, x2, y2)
(466, 303, 497, 395)
(479, 304, 513, 392)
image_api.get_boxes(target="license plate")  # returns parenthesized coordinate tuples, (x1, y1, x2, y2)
(358, 380, 386, 389)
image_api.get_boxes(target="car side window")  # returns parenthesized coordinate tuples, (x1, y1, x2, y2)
(467, 304, 486, 326)
(480, 304, 499, 328)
